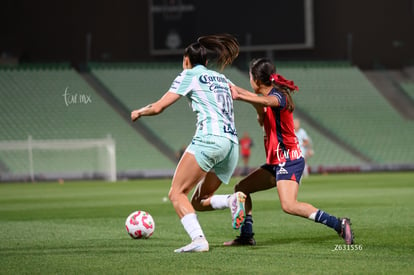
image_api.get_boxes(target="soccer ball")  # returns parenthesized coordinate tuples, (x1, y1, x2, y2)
(125, 210, 155, 239)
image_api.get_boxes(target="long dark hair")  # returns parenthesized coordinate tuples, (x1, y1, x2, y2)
(249, 58, 295, 112)
(184, 34, 239, 70)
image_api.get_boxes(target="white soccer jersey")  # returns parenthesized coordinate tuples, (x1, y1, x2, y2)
(169, 65, 238, 144)
(295, 128, 309, 156)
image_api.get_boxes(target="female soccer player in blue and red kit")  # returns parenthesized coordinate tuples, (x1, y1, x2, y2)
(226, 58, 353, 246)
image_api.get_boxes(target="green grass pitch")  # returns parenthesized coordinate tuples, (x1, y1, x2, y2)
(0, 172, 413, 274)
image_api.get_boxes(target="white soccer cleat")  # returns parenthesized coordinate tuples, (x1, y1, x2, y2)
(174, 236, 209, 253)
(228, 191, 247, 229)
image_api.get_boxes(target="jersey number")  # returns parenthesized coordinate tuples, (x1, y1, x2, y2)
(216, 93, 233, 120)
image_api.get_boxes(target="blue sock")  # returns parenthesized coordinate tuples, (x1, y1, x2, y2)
(241, 215, 253, 237)
(315, 210, 340, 233)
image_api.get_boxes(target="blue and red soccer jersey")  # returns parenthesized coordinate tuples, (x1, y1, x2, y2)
(263, 88, 302, 165)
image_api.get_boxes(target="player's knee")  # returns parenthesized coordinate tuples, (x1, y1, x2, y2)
(168, 188, 178, 203)
(280, 200, 296, 215)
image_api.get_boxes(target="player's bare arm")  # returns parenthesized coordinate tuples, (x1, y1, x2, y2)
(131, 91, 180, 121)
(230, 85, 279, 107)
(230, 84, 256, 99)
(240, 93, 279, 107)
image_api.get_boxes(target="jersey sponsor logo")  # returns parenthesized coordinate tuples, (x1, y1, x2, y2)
(199, 74, 227, 84)
(199, 74, 230, 93)
(209, 83, 229, 92)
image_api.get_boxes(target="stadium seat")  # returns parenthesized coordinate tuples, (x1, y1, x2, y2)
(0, 66, 175, 177)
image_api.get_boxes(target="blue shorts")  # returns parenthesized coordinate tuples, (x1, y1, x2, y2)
(186, 135, 239, 184)
(261, 158, 305, 184)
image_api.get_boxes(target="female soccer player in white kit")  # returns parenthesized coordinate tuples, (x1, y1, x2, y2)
(131, 34, 246, 253)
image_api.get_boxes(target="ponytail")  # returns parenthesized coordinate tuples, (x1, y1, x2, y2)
(269, 73, 298, 92)
(184, 34, 239, 70)
(269, 73, 298, 112)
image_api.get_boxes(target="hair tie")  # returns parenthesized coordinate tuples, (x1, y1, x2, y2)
(270, 73, 299, 91)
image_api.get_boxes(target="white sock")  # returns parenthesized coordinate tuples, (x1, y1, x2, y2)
(210, 194, 231, 209)
(308, 211, 317, 221)
(180, 213, 205, 240)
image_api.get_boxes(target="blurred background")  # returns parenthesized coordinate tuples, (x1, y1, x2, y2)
(0, 0, 413, 181)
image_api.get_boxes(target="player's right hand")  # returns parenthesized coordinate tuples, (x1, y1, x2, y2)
(229, 84, 240, 100)
(131, 110, 140, 122)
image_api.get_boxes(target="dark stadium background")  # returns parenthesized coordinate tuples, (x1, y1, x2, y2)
(1, 0, 413, 69)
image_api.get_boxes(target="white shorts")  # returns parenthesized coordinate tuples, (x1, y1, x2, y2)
(186, 135, 239, 184)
